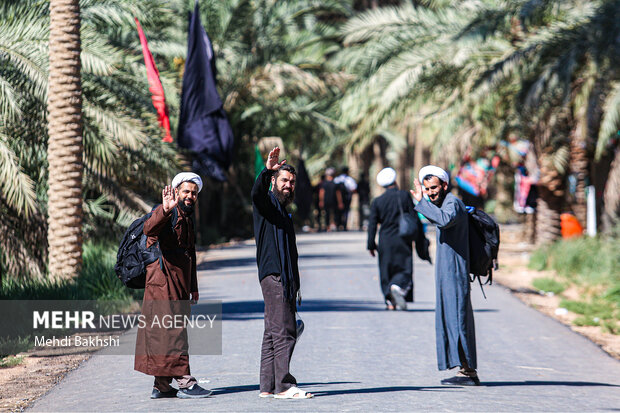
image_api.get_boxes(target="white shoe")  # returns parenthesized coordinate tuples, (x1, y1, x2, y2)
(390, 284, 407, 310)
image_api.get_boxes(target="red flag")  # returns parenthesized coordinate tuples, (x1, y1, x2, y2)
(135, 18, 172, 143)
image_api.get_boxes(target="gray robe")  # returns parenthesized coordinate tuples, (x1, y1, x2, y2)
(415, 193, 477, 370)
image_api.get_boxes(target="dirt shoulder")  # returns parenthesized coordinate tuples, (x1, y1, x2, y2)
(0, 347, 92, 412)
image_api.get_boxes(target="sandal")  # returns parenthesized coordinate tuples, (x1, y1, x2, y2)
(274, 386, 314, 399)
(258, 392, 273, 398)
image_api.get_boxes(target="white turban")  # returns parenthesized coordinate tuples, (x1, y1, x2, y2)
(171, 172, 203, 193)
(376, 167, 397, 187)
(418, 165, 449, 187)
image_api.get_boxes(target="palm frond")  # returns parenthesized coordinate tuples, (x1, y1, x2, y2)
(596, 82, 620, 159)
(0, 131, 37, 217)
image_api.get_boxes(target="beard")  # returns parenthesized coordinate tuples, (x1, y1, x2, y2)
(430, 188, 448, 207)
(273, 186, 295, 207)
(179, 199, 195, 215)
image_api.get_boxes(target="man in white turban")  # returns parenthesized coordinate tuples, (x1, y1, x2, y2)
(411, 166, 480, 385)
(367, 168, 430, 310)
(376, 167, 397, 188)
(171, 172, 203, 215)
(135, 171, 212, 399)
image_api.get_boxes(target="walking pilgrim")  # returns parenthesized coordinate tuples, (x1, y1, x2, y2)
(411, 166, 480, 385)
(367, 167, 431, 310)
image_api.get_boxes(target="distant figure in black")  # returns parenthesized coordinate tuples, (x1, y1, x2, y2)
(318, 167, 343, 232)
(357, 172, 371, 230)
(367, 167, 431, 310)
(334, 167, 357, 231)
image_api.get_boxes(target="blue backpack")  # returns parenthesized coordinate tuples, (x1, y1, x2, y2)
(114, 206, 178, 289)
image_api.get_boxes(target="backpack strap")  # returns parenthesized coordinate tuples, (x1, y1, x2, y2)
(477, 275, 487, 299)
(170, 206, 179, 228)
(155, 205, 180, 271)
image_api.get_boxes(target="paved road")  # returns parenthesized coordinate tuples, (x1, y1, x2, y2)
(30, 232, 620, 412)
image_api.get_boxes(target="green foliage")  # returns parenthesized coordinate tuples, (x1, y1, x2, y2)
(601, 320, 619, 335)
(561, 298, 618, 333)
(80, 242, 142, 302)
(177, 0, 353, 244)
(532, 277, 565, 295)
(531, 236, 620, 334)
(528, 246, 550, 271)
(548, 238, 620, 285)
(0, 242, 140, 302)
(573, 316, 600, 327)
(336, 0, 620, 226)
(0, 242, 139, 356)
(0, 355, 24, 368)
(0, 0, 180, 279)
(560, 299, 615, 319)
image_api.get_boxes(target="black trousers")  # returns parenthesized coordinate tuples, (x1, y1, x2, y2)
(260, 274, 297, 393)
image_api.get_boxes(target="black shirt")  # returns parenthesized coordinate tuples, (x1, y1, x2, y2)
(251, 168, 300, 286)
(321, 180, 338, 208)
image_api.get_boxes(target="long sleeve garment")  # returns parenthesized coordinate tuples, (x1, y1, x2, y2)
(415, 193, 477, 370)
(367, 188, 430, 301)
(252, 168, 300, 302)
(135, 204, 197, 377)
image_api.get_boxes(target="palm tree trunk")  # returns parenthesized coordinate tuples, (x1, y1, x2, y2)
(569, 122, 588, 227)
(536, 186, 563, 244)
(47, 0, 83, 280)
(602, 148, 620, 232)
(536, 154, 564, 245)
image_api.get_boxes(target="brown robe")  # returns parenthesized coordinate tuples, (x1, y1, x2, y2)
(134, 204, 198, 377)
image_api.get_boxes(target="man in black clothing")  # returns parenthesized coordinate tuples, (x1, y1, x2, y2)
(318, 167, 343, 231)
(251, 147, 313, 399)
(357, 172, 371, 230)
(367, 167, 431, 310)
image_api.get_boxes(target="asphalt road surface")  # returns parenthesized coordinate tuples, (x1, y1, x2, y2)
(30, 232, 620, 412)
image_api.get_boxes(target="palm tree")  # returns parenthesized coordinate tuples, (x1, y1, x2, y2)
(337, 0, 620, 242)
(471, 0, 620, 239)
(174, 0, 352, 242)
(0, 0, 180, 279)
(46, 0, 84, 280)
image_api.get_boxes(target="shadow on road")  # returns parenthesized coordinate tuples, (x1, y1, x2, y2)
(311, 385, 460, 397)
(221, 299, 497, 320)
(198, 257, 257, 271)
(211, 381, 359, 395)
(221, 299, 435, 320)
(199, 254, 351, 271)
(481, 381, 620, 387)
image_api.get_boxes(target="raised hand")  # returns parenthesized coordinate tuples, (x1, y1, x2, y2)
(162, 185, 178, 213)
(266, 147, 286, 171)
(410, 179, 423, 202)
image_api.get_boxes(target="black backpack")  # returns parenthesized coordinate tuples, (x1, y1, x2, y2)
(466, 206, 500, 297)
(114, 206, 178, 289)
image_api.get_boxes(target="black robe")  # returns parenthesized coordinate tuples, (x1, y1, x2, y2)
(367, 188, 430, 301)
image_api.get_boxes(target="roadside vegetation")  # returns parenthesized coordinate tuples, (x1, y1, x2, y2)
(529, 235, 620, 334)
(0, 242, 137, 302)
(0, 242, 137, 357)
(0, 355, 23, 368)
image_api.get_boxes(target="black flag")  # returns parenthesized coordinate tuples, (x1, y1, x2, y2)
(178, 1, 234, 182)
